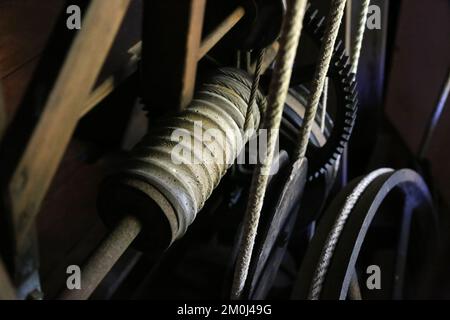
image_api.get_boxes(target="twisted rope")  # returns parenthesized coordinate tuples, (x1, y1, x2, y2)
(244, 48, 266, 134)
(308, 168, 394, 299)
(351, 0, 370, 74)
(320, 77, 329, 132)
(231, 0, 308, 300)
(294, 0, 347, 160)
(348, 0, 371, 300)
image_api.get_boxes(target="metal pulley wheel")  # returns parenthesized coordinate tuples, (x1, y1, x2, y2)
(292, 169, 439, 300)
(240, 158, 308, 300)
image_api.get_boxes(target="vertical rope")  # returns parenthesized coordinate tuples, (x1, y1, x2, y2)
(320, 77, 329, 132)
(294, 0, 347, 161)
(244, 48, 266, 134)
(231, 0, 308, 300)
(348, 2, 371, 299)
(350, 0, 370, 74)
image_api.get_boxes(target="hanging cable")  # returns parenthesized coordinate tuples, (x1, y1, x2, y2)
(231, 0, 308, 300)
(244, 48, 266, 134)
(294, 0, 348, 161)
(347, 0, 371, 300)
(350, 0, 370, 74)
(320, 77, 329, 132)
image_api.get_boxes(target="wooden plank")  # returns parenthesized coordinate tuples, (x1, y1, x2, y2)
(81, 5, 245, 119)
(7, 0, 131, 253)
(198, 6, 245, 59)
(0, 257, 16, 300)
(0, 0, 63, 79)
(81, 42, 140, 118)
(385, 0, 450, 204)
(0, 82, 5, 140)
(142, 0, 206, 113)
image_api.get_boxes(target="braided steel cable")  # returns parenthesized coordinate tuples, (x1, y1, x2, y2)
(308, 168, 394, 300)
(351, 0, 370, 74)
(294, 0, 348, 161)
(231, 0, 308, 300)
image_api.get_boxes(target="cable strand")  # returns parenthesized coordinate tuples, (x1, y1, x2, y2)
(230, 0, 308, 300)
(294, 0, 348, 161)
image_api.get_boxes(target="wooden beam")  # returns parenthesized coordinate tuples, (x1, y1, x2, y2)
(81, 5, 246, 118)
(7, 0, 131, 254)
(142, 0, 206, 113)
(0, 82, 5, 141)
(0, 257, 16, 300)
(198, 6, 245, 59)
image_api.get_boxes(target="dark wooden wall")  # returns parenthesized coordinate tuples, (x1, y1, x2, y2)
(385, 0, 450, 202)
(0, 0, 64, 119)
(0, 0, 142, 296)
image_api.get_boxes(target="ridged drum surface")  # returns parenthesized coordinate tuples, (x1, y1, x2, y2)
(98, 68, 265, 250)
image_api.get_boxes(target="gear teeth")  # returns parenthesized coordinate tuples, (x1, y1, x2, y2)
(332, 152, 340, 160)
(343, 126, 352, 134)
(343, 63, 352, 75)
(345, 110, 356, 119)
(335, 47, 346, 61)
(309, 9, 319, 24)
(339, 139, 348, 147)
(344, 118, 354, 125)
(295, 5, 359, 181)
(334, 40, 343, 53)
(347, 91, 358, 103)
(346, 81, 357, 94)
(317, 17, 325, 29)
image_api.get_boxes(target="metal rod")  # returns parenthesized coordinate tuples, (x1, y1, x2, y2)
(418, 69, 450, 159)
(60, 216, 142, 300)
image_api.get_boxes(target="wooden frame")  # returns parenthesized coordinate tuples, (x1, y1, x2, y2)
(0, 0, 245, 299)
(0, 0, 132, 296)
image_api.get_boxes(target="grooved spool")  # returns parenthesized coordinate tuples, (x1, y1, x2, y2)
(98, 68, 265, 252)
